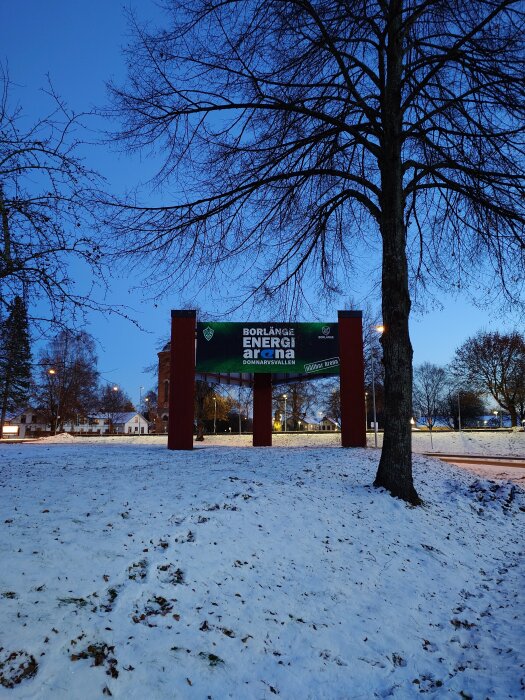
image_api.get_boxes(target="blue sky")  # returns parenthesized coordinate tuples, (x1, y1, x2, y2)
(2, 1, 520, 404)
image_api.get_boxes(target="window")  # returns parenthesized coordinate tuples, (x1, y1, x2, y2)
(20, 415, 26, 424)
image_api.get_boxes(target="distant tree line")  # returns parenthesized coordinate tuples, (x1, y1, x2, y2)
(413, 331, 525, 433)
(0, 325, 147, 437)
(2, 310, 523, 439)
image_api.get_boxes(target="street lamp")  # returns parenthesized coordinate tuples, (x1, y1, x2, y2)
(47, 368, 58, 435)
(364, 392, 368, 434)
(213, 396, 217, 434)
(282, 394, 288, 432)
(238, 385, 242, 435)
(457, 392, 462, 431)
(139, 386, 144, 413)
(493, 409, 503, 428)
(370, 325, 384, 447)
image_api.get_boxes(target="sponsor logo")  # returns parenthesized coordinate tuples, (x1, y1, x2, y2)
(304, 357, 340, 373)
(203, 327, 214, 342)
(322, 326, 331, 336)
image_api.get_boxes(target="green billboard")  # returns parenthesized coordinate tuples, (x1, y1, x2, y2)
(196, 322, 339, 374)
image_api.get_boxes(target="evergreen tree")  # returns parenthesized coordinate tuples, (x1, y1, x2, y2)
(0, 296, 31, 438)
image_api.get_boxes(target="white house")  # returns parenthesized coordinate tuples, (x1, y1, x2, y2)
(2, 410, 149, 437)
(318, 416, 340, 431)
(67, 413, 149, 435)
(301, 416, 321, 431)
(112, 412, 149, 435)
(3, 409, 48, 438)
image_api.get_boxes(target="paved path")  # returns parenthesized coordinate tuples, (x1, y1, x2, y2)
(424, 453, 525, 468)
(423, 453, 525, 486)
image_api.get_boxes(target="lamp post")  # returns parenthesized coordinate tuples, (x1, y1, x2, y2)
(139, 386, 144, 413)
(109, 386, 119, 434)
(213, 396, 217, 434)
(238, 385, 242, 435)
(493, 409, 503, 428)
(457, 392, 462, 431)
(365, 392, 368, 435)
(47, 368, 58, 435)
(370, 325, 384, 448)
(282, 394, 288, 432)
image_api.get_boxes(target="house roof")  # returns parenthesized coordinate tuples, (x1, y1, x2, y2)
(320, 416, 341, 427)
(111, 412, 146, 424)
(4, 408, 38, 421)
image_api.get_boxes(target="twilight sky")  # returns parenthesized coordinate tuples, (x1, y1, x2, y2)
(2, 1, 520, 405)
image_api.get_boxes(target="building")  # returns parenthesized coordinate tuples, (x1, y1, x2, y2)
(2, 410, 149, 437)
(111, 412, 149, 435)
(3, 409, 49, 438)
(65, 413, 149, 435)
(318, 416, 340, 431)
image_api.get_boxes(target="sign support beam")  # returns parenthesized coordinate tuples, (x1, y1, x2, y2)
(253, 373, 273, 446)
(338, 310, 366, 447)
(168, 310, 196, 450)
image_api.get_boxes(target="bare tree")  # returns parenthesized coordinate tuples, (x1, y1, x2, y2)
(194, 379, 217, 439)
(34, 330, 99, 433)
(323, 381, 341, 425)
(99, 384, 135, 431)
(0, 70, 121, 329)
(453, 331, 525, 427)
(111, 0, 525, 503)
(274, 380, 317, 430)
(443, 388, 486, 430)
(413, 362, 448, 446)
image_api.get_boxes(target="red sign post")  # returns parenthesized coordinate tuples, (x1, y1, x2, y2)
(167, 310, 196, 450)
(252, 373, 273, 446)
(338, 310, 366, 447)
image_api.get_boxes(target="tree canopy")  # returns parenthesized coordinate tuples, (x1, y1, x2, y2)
(453, 330, 525, 427)
(0, 70, 120, 329)
(112, 0, 525, 503)
(34, 330, 100, 434)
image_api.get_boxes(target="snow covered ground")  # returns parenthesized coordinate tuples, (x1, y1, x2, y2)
(0, 434, 524, 698)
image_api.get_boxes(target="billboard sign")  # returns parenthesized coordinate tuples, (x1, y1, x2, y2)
(196, 322, 339, 374)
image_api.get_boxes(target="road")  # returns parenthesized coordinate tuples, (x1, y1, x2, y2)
(424, 453, 525, 486)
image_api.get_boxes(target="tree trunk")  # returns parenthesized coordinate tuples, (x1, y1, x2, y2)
(374, 205, 420, 504)
(374, 0, 421, 505)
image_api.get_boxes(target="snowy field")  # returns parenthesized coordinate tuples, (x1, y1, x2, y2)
(0, 433, 524, 698)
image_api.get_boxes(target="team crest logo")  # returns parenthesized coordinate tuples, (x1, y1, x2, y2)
(203, 326, 214, 341)
(322, 326, 331, 336)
